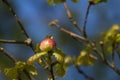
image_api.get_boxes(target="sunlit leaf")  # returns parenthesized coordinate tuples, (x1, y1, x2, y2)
(71, 0, 80, 3)
(104, 25, 120, 43)
(47, 0, 66, 6)
(55, 63, 66, 77)
(53, 52, 64, 63)
(106, 46, 112, 54)
(27, 51, 47, 64)
(35, 43, 41, 52)
(76, 50, 97, 66)
(89, 0, 107, 4)
(44, 56, 52, 66)
(64, 56, 74, 67)
(15, 61, 26, 71)
(116, 34, 120, 43)
(25, 64, 37, 75)
(4, 68, 18, 79)
(53, 48, 65, 63)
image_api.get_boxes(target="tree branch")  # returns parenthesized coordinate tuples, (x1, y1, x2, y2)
(83, 3, 92, 38)
(0, 39, 26, 44)
(75, 65, 95, 80)
(1, 0, 35, 52)
(0, 47, 17, 63)
(49, 20, 86, 41)
(2, 0, 29, 38)
(63, 2, 83, 34)
(92, 42, 120, 75)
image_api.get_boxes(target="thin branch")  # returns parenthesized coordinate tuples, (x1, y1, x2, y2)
(24, 69, 35, 80)
(1, 0, 35, 52)
(0, 47, 17, 63)
(0, 47, 35, 80)
(105, 60, 120, 75)
(111, 42, 115, 65)
(0, 39, 26, 44)
(117, 51, 120, 60)
(63, 2, 83, 34)
(75, 66, 95, 80)
(99, 41, 107, 62)
(50, 64, 55, 80)
(49, 20, 86, 41)
(2, 0, 29, 38)
(83, 3, 92, 38)
(48, 52, 55, 80)
(91, 43, 120, 75)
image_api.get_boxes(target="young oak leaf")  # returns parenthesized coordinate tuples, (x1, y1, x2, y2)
(4, 68, 18, 79)
(64, 56, 74, 67)
(53, 48, 65, 63)
(89, 0, 107, 4)
(71, 0, 80, 3)
(76, 50, 97, 66)
(55, 63, 66, 77)
(47, 0, 66, 6)
(27, 51, 47, 64)
(25, 64, 37, 75)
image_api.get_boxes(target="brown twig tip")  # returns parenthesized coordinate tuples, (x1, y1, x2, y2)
(25, 38, 32, 45)
(99, 41, 104, 45)
(49, 20, 58, 26)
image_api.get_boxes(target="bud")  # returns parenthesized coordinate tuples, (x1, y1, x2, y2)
(39, 38, 56, 51)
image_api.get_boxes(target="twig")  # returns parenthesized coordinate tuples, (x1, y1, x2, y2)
(91, 43, 120, 75)
(1, 0, 35, 52)
(0, 47, 17, 63)
(111, 42, 115, 65)
(0, 39, 26, 44)
(49, 20, 86, 41)
(116, 49, 120, 60)
(0, 47, 22, 80)
(105, 60, 120, 75)
(50, 64, 55, 80)
(99, 41, 106, 61)
(2, 0, 29, 38)
(0, 47, 35, 80)
(24, 69, 35, 80)
(63, 2, 83, 34)
(48, 51, 55, 80)
(83, 3, 92, 38)
(75, 65, 95, 80)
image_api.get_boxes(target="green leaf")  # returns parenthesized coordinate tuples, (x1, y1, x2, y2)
(47, 0, 55, 5)
(53, 52, 64, 63)
(27, 51, 47, 64)
(47, 0, 66, 5)
(76, 50, 97, 66)
(104, 25, 120, 43)
(35, 43, 41, 52)
(55, 63, 66, 77)
(53, 48, 65, 63)
(89, 0, 107, 4)
(15, 61, 26, 71)
(25, 64, 37, 75)
(116, 34, 120, 43)
(4, 68, 18, 79)
(106, 46, 112, 54)
(71, 0, 80, 3)
(64, 56, 74, 67)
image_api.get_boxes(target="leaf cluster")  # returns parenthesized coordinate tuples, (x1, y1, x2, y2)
(4, 61, 37, 79)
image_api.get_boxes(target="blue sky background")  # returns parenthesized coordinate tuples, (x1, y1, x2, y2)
(0, 0, 120, 80)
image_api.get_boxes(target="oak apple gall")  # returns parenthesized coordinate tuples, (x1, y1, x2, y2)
(39, 38, 56, 51)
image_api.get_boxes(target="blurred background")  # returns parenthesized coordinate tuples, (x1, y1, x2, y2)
(0, 0, 120, 80)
